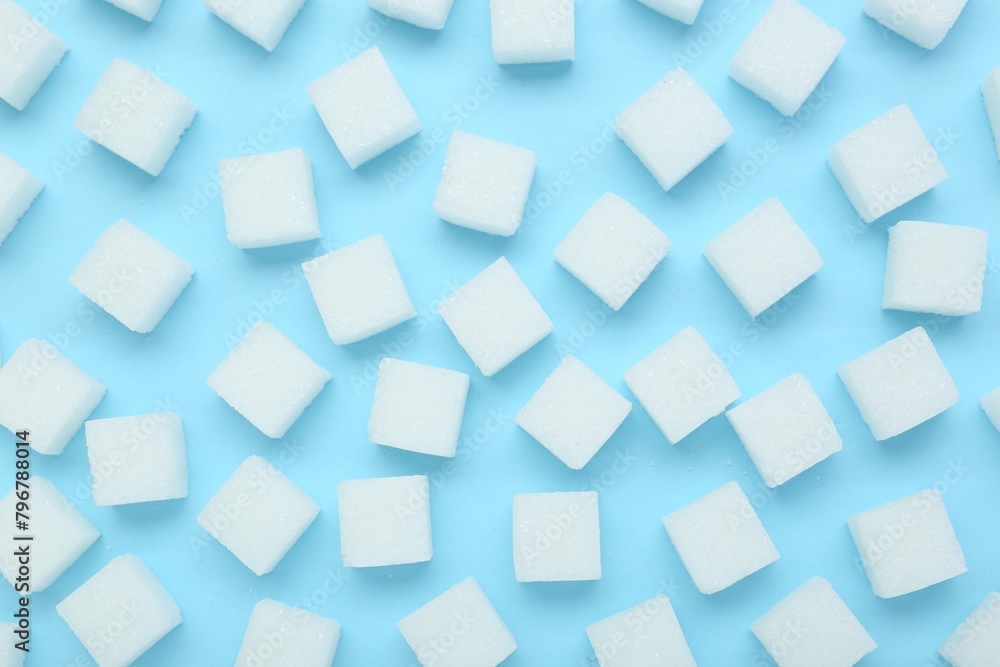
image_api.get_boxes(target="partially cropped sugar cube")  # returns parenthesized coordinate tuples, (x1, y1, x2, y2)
(705, 198, 823, 318)
(586, 594, 696, 667)
(490, 0, 573, 64)
(439, 257, 552, 377)
(939, 591, 1000, 667)
(74, 58, 196, 176)
(432, 130, 536, 237)
(982, 387, 1000, 433)
(849, 489, 966, 598)
(198, 455, 320, 575)
(57, 555, 181, 667)
(102, 0, 162, 21)
(369, 359, 470, 457)
(207, 321, 331, 438)
(236, 599, 340, 667)
(337, 475, 432, 568)
(0, 152, 44, 245)
(303, 234, 416, 345)
(69, 220, 194, 333)
(398, 577, 517, 667)
(984, 68, 1000, 160)
(516, 355, 631, 470)
(513, 491, 600, 582)
(751, 577, 876, 667)
(616, 68, 733, 191)
(663, 481, 779, 594)
(0, 621, 24, 666)
(205, 0, 305, 51)
(220, 148, 321, 249)
(624, 326, 740, 444)
(864, 0, 967, 49)
(0, 0, 67, 110)
(553, 193, 671, 311)
(634, 0, 703, 24)
(367, 0, 454, 29)
(0, 339, 105, 455)
(828, 104, 948, 223)
(308, 47, 420, 169)
(838, 326, 958, 440)
(883, 220, 989, 316)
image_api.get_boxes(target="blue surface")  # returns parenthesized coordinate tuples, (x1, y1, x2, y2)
(1, 0, 999, 665)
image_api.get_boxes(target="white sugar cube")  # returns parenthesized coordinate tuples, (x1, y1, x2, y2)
(69, 220, 195, 333)
(57, 555, 181, 667)
(513, 491, 600, 582)
(634, 0, 703, 24)
(366, 0, 454, 29)
(616, 68, 733, 191)
(438, 257, 552, 377)
(490, 0, 573, 64)
(883, 220, 989, 316)
(84, 412, 188, 506)
(553, 192, 671, 311)
(982, 387, 1000, 433)
(663, 481, 779, 594)
(398, 577, 517, 667)
(368, 359, 470, 458)
(848, 489, 966, 598)
(74, 58, 196, 176)
(828, 104, 948, 223)
(303, 234, 416, 345)
(624, 326, 740, 445)
(705, 198, 823, 318)
(864, 0, 967, 49)
(337, 475, 432, 568)
(586, 594, 696, 667)
(0, 0, 67, 111)
(102, 0, 162, 21)
(939, 591, 1000, 667)
(432, 130, 536, 237)
(0, 621, 24, 666)
(751, 577, 876, 667)
(207, 322, 331, 438)
(516, 355, 631, 470)
(198, 455, 320, 575)
(307, 47, 420, 169)
(0, 152, 43, 245)
(838, 326, 958, 441)
(0, 339, 105, 455)
(984, 68, 1000, 160)
(726, 373, 842, 488)
(0, 477, 99, 592)
(205, 0, 305, 51)
(220, 148, 321, 249)
(236, 599, 340, 667)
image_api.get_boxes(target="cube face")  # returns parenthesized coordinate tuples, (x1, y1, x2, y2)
(432, 130, 537, 237)
(69, 220, 195, 333)
(205, 0, 305, 51)
(366, 0, 455, 30)
(516, 355, 631, 470)
(102, 0, 163, 21)
(197, 455, 320, 575)
(848, 489, 966, 598)
(828, 104, 948, 223)
(838, 326, 958, 441)
(663, 481, 779, 594)
(586, 595, 695, 667)
(307, 47, 420, 169)
(0, 621, 24, 666)
(337, 475, 433, 568)
(705, 198, 823, 318)
(939, 591, 1000, 667)
(490, 0, 573, 64)
(984, 68, 1000, 160)
(882, 220, 989, 316)
(623, 326, 740, 444)
(368, 359, 470, 458)
(863, 0, 967, 49)
(554, 193, 671, 311)
(207, 321, 331, 438)
(0, 0, 67, 110)
(982, 387, 1000, 433)
(236, 599, 340, 667)
(0, 152, 44, 245)
(616, 68, 733, 191)
(634, 0, 703, 25)
(74, 59, 196, 176)
(513, 491, 601, 582)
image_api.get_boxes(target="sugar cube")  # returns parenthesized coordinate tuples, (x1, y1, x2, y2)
(828, 104, 948, 223)
(366, 0, 454, 29)
(864, 0, 967, 50)
(838, 326, 958, 440)
(586, 594, 696, 667)
(0, 339, 105, 455)
(848, 489, 967, 598)
(337, 475, 433, 567)
(69, 220, 195, 333)
(220, 148, 321, 249)
(0, 477, 99, 592)
(663, 481, 779, 594)
(307, 47, 420, 169)
(0, 621, 24, 666)
(634, 0, 703, 24)
(303, 234, 416, 344)
(490, 0, 573, 64)
(751, 577, 876, 667)
(553, 192, 671, 311)
(398, 577, 517, 667)
(0, 152, 44, 245)
(204, 0, 305, 51)
(984, 68, 1000, 160)
(624, 326, 740, 445)
(368, 359, 470, 458)
(0, 0, 67, 110)
(938, 591, 1000, 667)
(57, 554, 181, 667)
(235, 599, 340, 667)
(432, 130, 536, 237)
(982, 387, 1000, 432)
(513, 491, 600, 582)
(616, 68, 733, 191)
(101, 0, 162, 21)
(198, 455, 320, 575)
(516, 355, 631, 470)
(207, 321, 331, 438)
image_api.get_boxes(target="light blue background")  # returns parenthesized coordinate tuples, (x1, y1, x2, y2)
(1, 0, 999, 664)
